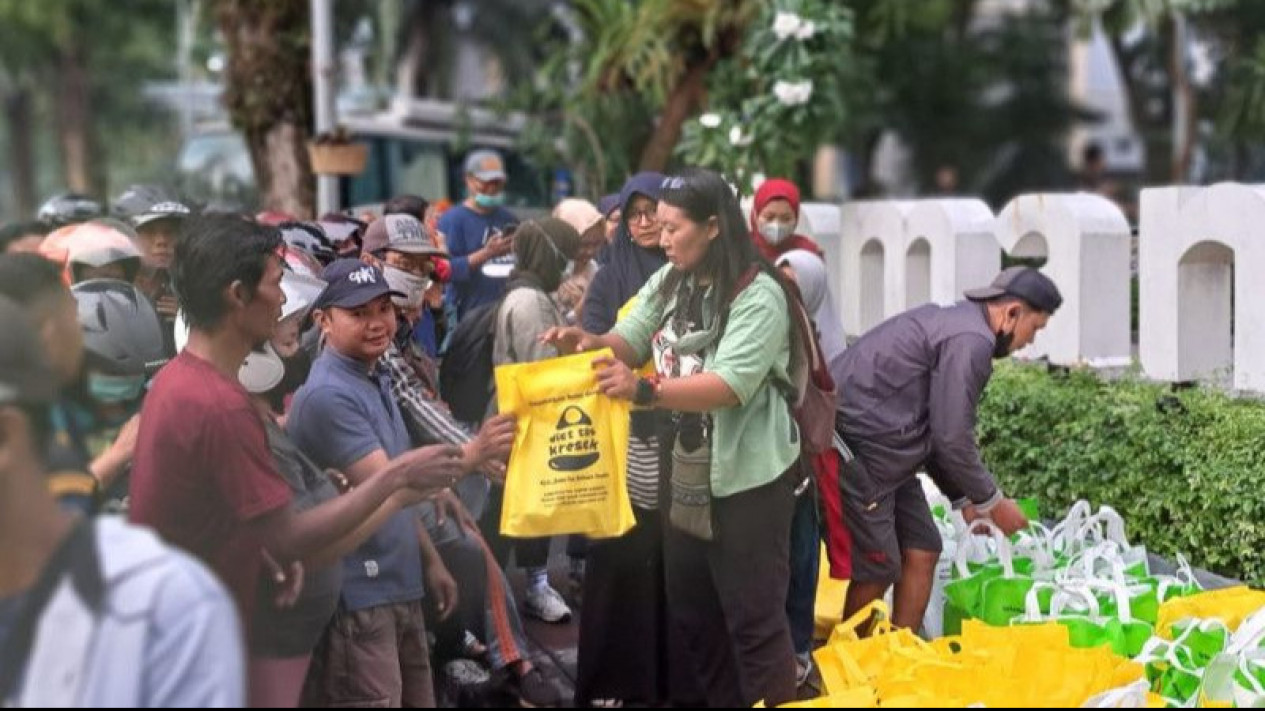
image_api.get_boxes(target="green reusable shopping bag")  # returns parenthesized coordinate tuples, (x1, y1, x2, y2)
(1017, 498, 1040, 521)
(943, 522, 1034, 634)
(1057, 616, 1153, 658)
(1138, 619, 1230, 705)
(1015, 582, 1155, 658)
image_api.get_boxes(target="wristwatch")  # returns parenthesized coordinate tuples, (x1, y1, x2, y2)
(633, 376, 661, 407)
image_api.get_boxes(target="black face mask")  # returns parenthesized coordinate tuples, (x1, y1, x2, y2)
(993, 329, 1015, 359)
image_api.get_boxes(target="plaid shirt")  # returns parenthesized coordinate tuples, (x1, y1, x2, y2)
(382, 342, 472, 448)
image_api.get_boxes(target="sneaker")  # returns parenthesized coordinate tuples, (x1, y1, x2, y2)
(445, 658, 491, 687)
(461, 630, 489, 659)
(523, 584, 573, 624)
(442, 658, 493, 707)
(515, 667, 561, 708)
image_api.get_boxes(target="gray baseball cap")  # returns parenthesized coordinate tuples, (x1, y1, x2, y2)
(463, 149, 507, 182)
(362, 214, 448, 257)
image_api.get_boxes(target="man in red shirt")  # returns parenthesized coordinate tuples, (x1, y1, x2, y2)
(129, 215, 465, 631)
(130, 215, 292, 620)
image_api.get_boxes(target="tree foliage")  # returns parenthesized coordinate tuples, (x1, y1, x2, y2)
(508, 0, 758, 195)
(0, 0, 177, 215)
(674, 0, 855, 192)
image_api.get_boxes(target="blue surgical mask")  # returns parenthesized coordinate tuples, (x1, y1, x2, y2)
(474, 192, 506, 209)
(88, 373, 146, 405)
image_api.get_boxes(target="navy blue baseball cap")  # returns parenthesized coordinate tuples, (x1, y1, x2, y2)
(314, 259, 404, 310)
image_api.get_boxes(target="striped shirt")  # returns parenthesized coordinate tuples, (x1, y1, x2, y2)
(627, 435, 660, 510)
(382, 342, 473, 448)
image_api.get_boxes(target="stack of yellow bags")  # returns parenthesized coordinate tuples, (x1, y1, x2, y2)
(1155, 587, 1265, 642)
(799, 602, 1162, 708)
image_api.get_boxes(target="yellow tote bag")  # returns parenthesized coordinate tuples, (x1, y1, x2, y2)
(495, 349, 635, 539)
(1156, 587, 1265, 638)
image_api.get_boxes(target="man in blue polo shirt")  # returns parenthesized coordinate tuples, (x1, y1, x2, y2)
(287, 259, 466, 707)
(439, 149, 519, 320)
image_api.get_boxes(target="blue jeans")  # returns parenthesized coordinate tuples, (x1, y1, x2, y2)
(787, 485, 820, 656)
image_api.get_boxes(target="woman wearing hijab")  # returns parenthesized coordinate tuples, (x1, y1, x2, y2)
(776, 249, 851, 686)
(484, 217, 582, 626)
(583, 173, 668, 335)
(776, 250, 846, 385)
(750, 178, 824, 261)
(573, 173, 699, 708)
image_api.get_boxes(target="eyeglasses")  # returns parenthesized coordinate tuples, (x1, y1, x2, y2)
(384, 252, 435, 277)
(626, 208, 659, 225)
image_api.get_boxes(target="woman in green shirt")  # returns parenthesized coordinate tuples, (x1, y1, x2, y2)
(544, 168, 800, 707)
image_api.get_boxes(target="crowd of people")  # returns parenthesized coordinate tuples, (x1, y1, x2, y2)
(0, 147, 1065, 708)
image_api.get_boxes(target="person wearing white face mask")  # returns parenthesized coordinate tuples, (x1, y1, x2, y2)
(359, 213, 516, 483)
(749, 178, 824, 261)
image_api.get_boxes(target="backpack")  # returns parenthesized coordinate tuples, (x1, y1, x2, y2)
(439, 300, 501, 424)
(731, 266, 837, 455)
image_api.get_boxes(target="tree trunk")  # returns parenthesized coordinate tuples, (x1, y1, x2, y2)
(55, 42, 102, 197)
(246, 122, 315, 218)
(396, 1, 436, 98)
(1105, 31, 1172, 184)
(216, 0, 315, 217)
(5, 87, 36, 216)
(1169, 16, 1197, 182)
(638, 60, 712, 172)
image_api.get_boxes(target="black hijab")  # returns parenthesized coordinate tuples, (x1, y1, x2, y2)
(582, 171, 667, 335)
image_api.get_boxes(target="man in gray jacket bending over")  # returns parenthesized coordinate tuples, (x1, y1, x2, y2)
(835, 267, 1062, 631)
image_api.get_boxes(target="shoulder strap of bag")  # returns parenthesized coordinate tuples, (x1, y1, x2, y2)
(719, 264, 810, 399)
(715, 264, 763, 339)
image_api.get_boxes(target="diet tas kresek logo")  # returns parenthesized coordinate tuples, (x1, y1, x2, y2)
(548, 406, 600, 472)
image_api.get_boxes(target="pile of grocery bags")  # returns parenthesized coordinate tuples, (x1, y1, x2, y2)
(939, 501, 1201, 657)
(800, 498, 1265, 707)
(805, 601, 1157, 707)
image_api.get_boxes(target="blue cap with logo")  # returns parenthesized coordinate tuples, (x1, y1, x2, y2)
(315, 259, 404, 310)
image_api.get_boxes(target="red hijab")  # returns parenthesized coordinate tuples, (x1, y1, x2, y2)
(750, 178, 823, 260)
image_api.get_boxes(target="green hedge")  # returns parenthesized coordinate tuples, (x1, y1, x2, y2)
(978, 363, 1265, 586)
